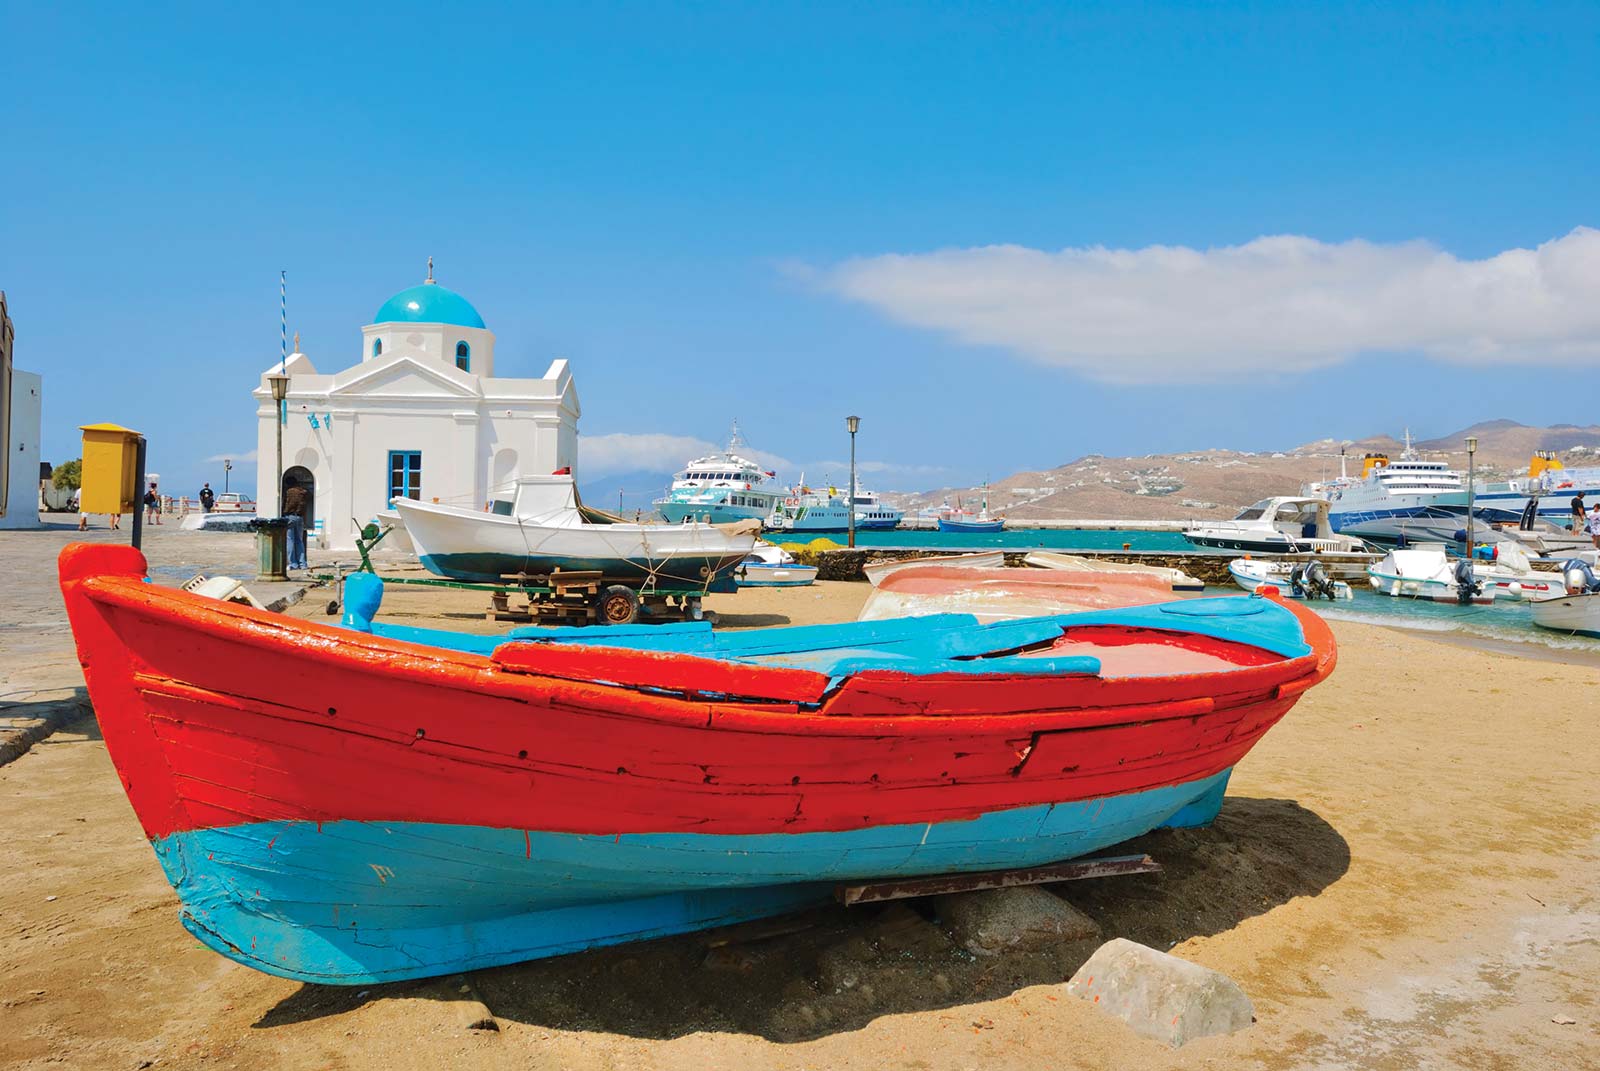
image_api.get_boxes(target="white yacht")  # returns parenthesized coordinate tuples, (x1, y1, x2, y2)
(1183, 497, 1367, 554)
(654, 422, 784, 525)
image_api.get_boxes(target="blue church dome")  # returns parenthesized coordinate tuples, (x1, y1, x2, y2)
(373, 281, 486, 329)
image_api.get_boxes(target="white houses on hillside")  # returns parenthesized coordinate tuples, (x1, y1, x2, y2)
(254, 267, 579, 551)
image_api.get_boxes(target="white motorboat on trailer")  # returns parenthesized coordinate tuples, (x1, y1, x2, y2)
(1367, 544, 1494, 604)
(1528, 560, 1600, 638)
(1228, 558, 1353, 600)
(734, 543, 819, 587)
(395, 473, 760, 586)
(1183, 497, 1367, 554)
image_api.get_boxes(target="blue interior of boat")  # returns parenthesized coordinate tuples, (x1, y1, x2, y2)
(333, 572, 1310, 679)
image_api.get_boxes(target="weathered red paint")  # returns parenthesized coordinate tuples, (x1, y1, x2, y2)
(58, 544, 1337, 843)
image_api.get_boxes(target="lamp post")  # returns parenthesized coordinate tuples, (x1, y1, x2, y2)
(846, 415, 861, 548)
(266, 372, 290, 517)
(1465, 436, 1477, 557)
(223, 457, 232, 494)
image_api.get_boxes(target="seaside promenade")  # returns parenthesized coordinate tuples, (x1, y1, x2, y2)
(3, 521, 1599, 1069)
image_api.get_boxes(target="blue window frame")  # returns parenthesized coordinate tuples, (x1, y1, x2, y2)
(455, 341, 470, 371)
(372, 338, 383, 358)
(387, 450, 422, 502)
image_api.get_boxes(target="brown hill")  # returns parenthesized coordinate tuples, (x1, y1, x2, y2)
(890, 422, 1600, 521)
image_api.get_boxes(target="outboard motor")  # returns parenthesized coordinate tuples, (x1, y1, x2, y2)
(1453, 558, 1484, 605)
(1560, 558, 1600, 596)
(1302, 559, 1337, 601)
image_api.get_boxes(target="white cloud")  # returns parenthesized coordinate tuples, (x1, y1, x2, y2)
(818, 227, 1600, 384)
(205, 450, 257, 463)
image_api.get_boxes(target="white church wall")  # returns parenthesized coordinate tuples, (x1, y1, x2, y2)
(0, 369, 42, 529)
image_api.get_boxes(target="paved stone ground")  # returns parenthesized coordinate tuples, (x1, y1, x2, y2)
(0, 515, 362, 764)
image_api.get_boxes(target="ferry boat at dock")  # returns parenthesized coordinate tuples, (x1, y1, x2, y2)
(654, 423, 783, 525)
(851, 489, 904, 530)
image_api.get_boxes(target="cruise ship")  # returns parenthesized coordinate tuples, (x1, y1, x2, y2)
(654, 423, 784, 525)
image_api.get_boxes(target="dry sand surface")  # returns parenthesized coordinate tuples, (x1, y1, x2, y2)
(4, 565, 1600, 1069)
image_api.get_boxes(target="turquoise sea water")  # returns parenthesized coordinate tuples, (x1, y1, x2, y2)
(1278, 586, 1600, 660)
(834, 529, 1192, 552)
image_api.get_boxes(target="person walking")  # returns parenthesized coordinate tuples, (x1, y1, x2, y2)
(1589, 501, 1600, 551)
(198, 482, 215, 513)
(143, 482, 162, 525)
(282, 478, 310, 571)
(1572, 491, 1588, 534)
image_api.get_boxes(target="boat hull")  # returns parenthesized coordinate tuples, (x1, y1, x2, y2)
(656, 501, 771, 525)
(735, 563, 819, 587)
(1528, 591, 1600, 637)
(157, 771, 1231, 985)
(938, 518, 1005, 533)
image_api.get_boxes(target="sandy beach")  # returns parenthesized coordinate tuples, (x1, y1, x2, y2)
(3, 526, 1598, 1070)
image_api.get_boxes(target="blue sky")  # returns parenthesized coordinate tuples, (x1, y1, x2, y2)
(3, 2, 1598, 506)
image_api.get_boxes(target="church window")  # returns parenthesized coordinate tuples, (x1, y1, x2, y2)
(387, 450, 422, 502)
(372, 338, 383, 358)
(455, 341, 471, 371)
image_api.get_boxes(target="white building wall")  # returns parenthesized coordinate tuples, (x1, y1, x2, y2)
(0, 370, 43, 529)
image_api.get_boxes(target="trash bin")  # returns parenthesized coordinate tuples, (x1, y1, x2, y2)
(249, 518, 290, 582)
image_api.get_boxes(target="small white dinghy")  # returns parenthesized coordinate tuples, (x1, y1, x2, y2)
(1228, 558, 1352, 600)
(1529, 560, 1600, 638)
(735, 543, 819, 588)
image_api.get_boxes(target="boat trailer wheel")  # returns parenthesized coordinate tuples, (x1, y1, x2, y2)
(597, 585, 640, 626)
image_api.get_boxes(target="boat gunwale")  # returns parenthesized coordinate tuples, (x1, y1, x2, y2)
(65, 553, 1336, 737)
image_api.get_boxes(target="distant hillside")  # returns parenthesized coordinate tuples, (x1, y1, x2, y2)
(890, 422, 1600, 521)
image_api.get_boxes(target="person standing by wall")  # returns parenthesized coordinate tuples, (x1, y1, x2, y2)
(198, 482, 215, 513)
(143, 482, 162, 525)
(282, 477, 310, 571)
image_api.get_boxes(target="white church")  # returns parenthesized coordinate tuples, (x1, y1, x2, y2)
(254, 266, 579, 551)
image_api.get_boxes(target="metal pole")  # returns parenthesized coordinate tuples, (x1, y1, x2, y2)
(223, 458, 231, 494)
(848, 429, 857, 548)
(275, 404, 285, 518)
(131, 435, 147, 551)
(1465, 437, 1476, 555)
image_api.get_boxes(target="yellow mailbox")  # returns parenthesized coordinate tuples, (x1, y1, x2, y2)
(79, 423, 142, 516)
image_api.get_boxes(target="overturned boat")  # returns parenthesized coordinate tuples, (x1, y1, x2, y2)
(393, 472, 758, 586)
(60, 543, 1336, 985)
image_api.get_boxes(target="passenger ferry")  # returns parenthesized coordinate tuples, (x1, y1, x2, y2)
(766, 482, 854, 533)
(851, 489, 903, 530)
(1323, 432, 1476, 546)
(655, 423, 784, 525)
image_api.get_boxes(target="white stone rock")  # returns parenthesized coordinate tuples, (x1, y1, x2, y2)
(1065, 938, 1254, 1048)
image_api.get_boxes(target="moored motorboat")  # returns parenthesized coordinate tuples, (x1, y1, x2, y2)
(1184, 497, 1366, 554)
(1367, 544, 1494, 604)
(1528, 560, 1600, 638)
(393, 473, 758, 587)
(1228, 558, 1352, 601)
(60, 542, 1336, 985)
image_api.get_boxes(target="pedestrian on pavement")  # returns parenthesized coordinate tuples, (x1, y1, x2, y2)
(282, 478, 310, 570)
(199, 483, 215, 513)
(143, 483, 162, 525)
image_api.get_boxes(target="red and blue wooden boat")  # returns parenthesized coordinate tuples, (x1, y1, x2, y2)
(59, 543, 1336, 985)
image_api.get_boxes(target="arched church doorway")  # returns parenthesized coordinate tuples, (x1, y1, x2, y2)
(282, 466, 315, 526)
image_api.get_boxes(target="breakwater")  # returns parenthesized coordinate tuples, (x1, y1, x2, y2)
(804, 547, 1382, 585)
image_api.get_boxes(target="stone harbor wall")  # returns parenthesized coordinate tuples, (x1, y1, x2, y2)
(803, 547, 1378, 585)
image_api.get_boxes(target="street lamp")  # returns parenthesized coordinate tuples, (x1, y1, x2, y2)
(846, 415, 861, 548)
(1465, 436, 1478, 557)
(223, 457, 232, 494)
(266, 372, 290, 517)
